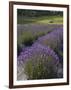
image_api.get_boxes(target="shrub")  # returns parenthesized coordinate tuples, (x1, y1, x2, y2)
(49, 20, 54, 23)
(17, 43, 62, 80)
(17, 31, 47, 47)
(19, 32, 34, 46)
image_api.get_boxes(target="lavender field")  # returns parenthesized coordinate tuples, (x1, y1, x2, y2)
(17, 9, 63, 80)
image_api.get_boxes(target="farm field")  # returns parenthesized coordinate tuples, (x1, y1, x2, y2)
(17, 9, 63, 80)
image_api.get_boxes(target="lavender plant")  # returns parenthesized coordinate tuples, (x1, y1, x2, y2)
(17, 43, 62, 80)
(37, 28, 63, 63)
(17, 24, 63, 56)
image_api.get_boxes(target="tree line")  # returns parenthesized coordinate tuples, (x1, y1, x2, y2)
(17, 9, 63, 17)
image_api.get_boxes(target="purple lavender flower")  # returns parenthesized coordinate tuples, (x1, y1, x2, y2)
(37, 28, 63, 49)
(17, 43, 62, 80)
(37, 28, 63, 63)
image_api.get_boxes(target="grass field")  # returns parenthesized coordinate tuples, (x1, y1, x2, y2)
(17, 16, 63, 24)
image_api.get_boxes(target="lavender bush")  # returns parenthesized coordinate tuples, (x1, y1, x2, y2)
(37, 28, 63, 50)
(17, 43, 63, 80)
(37, 28, 63, 63)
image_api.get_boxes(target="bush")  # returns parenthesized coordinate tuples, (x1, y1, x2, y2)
(18, 43, 60, 79)
(34, 31, 46, 40)
(24, 58, 58, 79)
(20, 32, 35, 46)
(49, 20, 54, 23)
(18, 31, 47, 47)
(22, 35, 34, 46)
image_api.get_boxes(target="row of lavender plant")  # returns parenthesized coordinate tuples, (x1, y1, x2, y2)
(17, 24, 63, 56)
(17, 27, 63, 80)
(37, 27, 63, 63)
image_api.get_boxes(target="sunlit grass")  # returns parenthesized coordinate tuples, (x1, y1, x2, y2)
(17, 16, 63, 24)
